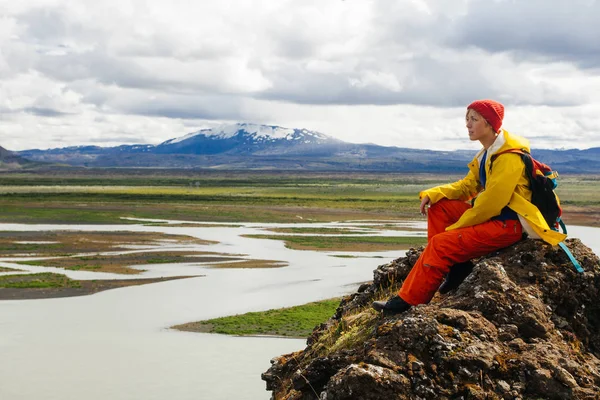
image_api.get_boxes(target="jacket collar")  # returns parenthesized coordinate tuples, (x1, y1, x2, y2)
(475, 129, 507, 164)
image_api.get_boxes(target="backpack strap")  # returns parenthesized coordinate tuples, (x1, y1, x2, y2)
(554, 220, 583, 273)
(492, 148, 528, 157)
(490, 149, 536, 198)
(557, 242, 584, 273)
(558, 218, 567, 235)
(490, 148, 529, 161)
(489, 148, 530, 174)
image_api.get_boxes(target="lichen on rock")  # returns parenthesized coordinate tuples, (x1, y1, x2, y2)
(262, 239, 600, 399)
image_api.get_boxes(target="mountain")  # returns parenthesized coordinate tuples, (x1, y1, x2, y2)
(13, 123, 600, 172)
(155, 123, 341, 155)
(0, 146, 37, 169)
(530, 148, 600, 174)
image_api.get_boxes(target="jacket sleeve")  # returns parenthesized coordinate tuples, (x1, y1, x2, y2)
(447, 153, 524, 230)
(420, 168, 481, 204)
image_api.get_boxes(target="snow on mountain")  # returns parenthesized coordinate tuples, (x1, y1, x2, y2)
(211, 123, 296, 140)
(161, 130, 205, 145)
(161, 123, 333, 145)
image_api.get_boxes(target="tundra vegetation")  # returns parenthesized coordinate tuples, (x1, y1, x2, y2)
(173, 298, 343, 337)
(0, 169, 598, 329)
(0, 169, 597, 225)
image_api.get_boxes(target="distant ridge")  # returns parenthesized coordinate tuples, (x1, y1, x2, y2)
(11, 123, 600, 173)
(0, 146, 35, 169)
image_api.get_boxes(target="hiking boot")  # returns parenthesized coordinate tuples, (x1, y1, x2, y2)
(438, 261, 474, 294)
(372, 295, 412, 315)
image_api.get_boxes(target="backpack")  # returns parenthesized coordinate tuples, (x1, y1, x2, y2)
(492, 149, 583, 273)
(491, 148, 562, 231)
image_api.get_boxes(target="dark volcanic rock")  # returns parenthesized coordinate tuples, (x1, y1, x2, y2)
(262, 239, 600, 399)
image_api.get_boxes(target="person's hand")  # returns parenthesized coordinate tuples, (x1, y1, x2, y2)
(420, 195, 431, 216)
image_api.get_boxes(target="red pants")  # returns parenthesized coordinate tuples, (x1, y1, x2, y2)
(398, 199, 522, 305)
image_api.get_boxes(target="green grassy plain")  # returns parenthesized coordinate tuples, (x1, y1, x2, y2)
(0, 170, 597, 225)
(0, 170, 447, 224)
(0, 272, 81, 289)
(173, 298, 342, 337)
(243, 234, 427, 251)
(16, 251, 241, 274)
(0, 266, 22, 272)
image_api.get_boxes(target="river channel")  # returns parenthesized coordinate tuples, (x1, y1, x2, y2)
(0, 220, 597, 400)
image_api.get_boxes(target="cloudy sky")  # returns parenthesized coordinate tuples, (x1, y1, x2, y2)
(2, 0, 600, 151)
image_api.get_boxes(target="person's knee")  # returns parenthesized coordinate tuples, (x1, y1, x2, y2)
(429, 198, 470, 216)
(428, 232, 459, 252)
(425, 233, 461, 267)
(429, 198, 450, 211)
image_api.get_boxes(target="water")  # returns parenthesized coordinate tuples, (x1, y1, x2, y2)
(0, 220, 419, 400)
(0, 221, 597, 400)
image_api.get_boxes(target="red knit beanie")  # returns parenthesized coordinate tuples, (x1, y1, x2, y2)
(467, 99, 504, 133)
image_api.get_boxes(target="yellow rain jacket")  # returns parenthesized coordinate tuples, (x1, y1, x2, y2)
(420, 129, 566, 246)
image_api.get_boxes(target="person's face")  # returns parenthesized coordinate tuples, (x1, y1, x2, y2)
(466, 109, 494, 142)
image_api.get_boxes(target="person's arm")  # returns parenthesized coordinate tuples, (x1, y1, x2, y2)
(420, 168, 481, 206)
(420, 195, 431, 215)
(447, 153, 523, 230)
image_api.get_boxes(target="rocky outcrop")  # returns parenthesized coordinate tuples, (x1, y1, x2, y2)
(262, 239, 600, 399)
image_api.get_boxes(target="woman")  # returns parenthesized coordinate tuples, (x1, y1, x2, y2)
(372, 99, 566, 315)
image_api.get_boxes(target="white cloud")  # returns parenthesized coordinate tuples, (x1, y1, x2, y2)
(0, 0, 599, 151)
